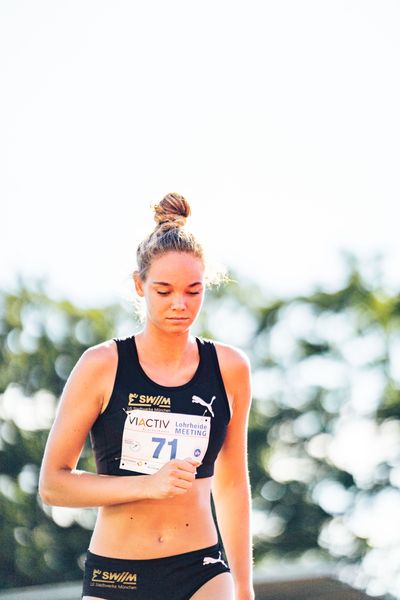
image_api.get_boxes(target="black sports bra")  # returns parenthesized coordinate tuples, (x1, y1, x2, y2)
(89, 335, 231, 479)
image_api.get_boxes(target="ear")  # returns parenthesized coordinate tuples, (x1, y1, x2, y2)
(133, 270, 145, 297)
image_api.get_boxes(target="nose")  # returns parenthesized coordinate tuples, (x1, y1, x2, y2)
(171, 295, 186, 311)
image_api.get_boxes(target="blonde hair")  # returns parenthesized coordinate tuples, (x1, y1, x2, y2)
(135, 192, 228, 287)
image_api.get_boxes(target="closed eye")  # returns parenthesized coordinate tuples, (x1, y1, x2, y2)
(156, 291, 201, 296)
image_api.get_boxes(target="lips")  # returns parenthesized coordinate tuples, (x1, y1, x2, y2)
(167, 317, 189, 320)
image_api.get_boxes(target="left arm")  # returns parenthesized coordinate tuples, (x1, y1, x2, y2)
(212, 346, 254, 600)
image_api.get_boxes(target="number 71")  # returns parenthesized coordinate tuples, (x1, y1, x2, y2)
(152, 437, 178, 459)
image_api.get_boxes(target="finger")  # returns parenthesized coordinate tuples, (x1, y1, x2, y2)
(173, 478, 192, 490)
(173, 468, 196, 482)
(183, 457, 202, 470)
(185, 456, 202, 464)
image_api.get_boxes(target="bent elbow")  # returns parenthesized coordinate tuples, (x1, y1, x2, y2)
(38, 478, 53, 505)
(38, 471, 60, 506)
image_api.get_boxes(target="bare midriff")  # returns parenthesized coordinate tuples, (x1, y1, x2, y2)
(89, 476, 217, 559)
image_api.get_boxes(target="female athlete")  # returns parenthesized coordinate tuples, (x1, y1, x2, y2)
(39, 193, 254, 600)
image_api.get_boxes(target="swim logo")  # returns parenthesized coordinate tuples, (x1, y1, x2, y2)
(91, 568, 137, 588)
(128, 392, 171, 411)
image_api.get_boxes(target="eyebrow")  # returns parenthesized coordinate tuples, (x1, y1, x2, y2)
(152, 281, 203, 287)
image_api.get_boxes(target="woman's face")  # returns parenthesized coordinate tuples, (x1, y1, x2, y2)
(135, 251, 205, 333)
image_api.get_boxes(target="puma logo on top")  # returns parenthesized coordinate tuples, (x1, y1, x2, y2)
(202, 551, 228, 568)
(192, 395, 216, 417)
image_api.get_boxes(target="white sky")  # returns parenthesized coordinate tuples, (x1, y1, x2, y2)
(2, 0, 400, 307)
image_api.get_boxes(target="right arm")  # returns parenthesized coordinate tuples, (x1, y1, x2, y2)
(38, 344, 199, 508)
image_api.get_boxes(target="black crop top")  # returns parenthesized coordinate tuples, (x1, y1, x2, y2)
(89, 335, 232, 479)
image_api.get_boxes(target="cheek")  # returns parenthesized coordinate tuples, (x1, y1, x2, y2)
(145, 293, 164, 311)
(151, 296, 169, 309)
(192, 294, 205, 309)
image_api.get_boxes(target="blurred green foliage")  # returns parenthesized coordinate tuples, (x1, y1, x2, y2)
(1, 254, 399, 595)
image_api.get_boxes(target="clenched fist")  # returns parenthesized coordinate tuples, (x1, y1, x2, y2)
(144, 457, 202, 499)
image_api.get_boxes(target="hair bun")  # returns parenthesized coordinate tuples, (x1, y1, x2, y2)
(153, 193, 191, 230)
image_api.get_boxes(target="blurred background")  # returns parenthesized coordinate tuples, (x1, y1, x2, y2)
(1, 1, 400, 598)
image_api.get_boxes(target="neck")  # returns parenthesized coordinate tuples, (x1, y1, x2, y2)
(135, 323, 195, 364)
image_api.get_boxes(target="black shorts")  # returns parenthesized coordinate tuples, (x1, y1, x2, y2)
(81, 542, 231, 600)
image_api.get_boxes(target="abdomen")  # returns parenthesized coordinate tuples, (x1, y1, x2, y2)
(88, 477, 218, 559)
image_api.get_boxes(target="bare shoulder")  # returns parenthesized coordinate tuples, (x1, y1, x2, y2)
(60, 339, 118, 416)
(79, 338, 118, 381)
(77, 339, 119, 414)
(213, 340, 251, 374)
(70, 339, 118, 388)
(213, 340, 251, 394)
(212, 340, 252, 415)
(82, 338, 117, 365)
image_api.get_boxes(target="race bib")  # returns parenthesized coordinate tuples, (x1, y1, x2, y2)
(119, 409, 211, 475)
